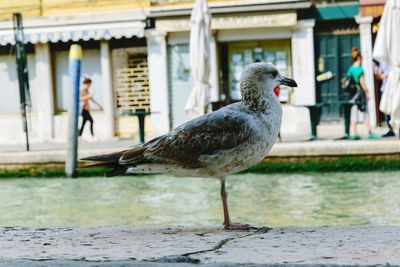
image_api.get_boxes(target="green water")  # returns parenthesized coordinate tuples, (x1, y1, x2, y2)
(0, 172, 399, 227)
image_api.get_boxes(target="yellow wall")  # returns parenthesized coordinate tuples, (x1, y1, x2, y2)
(0, 0, 149, 20)
(0, 0, 274, 20)
(0, 1, 40, 20)
(150, 0, 294, 7)
(41, 0, 149, 16)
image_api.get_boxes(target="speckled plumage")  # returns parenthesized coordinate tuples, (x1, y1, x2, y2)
(82, 62, 297, 230)
(82, 63, 287, 178)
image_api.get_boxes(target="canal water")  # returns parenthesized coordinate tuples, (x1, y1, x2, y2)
(0, 172, 399, 227)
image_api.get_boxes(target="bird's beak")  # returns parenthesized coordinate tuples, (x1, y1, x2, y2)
(279, 76, 297, 87)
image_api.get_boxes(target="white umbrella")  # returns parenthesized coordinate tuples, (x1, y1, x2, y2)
(373, 0, 400, 126)
(185, 0, 212, 118)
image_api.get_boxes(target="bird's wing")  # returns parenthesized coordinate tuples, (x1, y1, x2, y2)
(120, 107, 253, 168)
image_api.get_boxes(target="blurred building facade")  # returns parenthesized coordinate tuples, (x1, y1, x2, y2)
(0, 1, 150, 143)
(147, 0, 315, 138)
(0, 0, 386, 144)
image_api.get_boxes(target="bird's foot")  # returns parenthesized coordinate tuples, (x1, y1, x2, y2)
(224, 222, 269, 231)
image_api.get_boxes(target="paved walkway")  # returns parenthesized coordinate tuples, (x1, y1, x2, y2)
(1, 122, 399, 165)
(0, 137, 399, 165)
(0, 139, 134, 164)
(0, 226, 399, 266)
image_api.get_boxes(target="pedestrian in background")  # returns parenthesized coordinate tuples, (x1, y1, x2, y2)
(376, 63, 395, 137)
(347, 47, 379, 140)
(79, 78, 102, 141)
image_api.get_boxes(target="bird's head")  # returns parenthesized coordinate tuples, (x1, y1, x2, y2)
(240, 62, 297, 104)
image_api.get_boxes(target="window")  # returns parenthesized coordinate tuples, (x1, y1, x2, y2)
(167, 43, 192, 128)
(54, 49, 103, 112)
(0, 54, 37, 114)
(227, 39, 292, 101)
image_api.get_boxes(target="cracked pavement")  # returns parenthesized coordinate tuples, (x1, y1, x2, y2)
(0, 226, 400, 266)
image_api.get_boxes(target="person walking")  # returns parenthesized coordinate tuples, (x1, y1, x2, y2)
(347, 48, 379, 140)
(376, 63, 395, 137)
(79, 78, 102, 141)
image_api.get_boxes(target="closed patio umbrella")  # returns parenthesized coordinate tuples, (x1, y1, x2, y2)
(185, 0, 212, 118)
(373, 0, 400, 126)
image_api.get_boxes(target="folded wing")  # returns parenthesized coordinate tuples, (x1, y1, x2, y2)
(81, 107, 252, 176)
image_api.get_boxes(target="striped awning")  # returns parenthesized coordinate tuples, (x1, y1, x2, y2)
(0, 11, 146, 45)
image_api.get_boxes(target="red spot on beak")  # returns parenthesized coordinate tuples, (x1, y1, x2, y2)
(273, 86, 280, 97)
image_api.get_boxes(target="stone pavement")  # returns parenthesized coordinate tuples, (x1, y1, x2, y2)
(0, 226, 399, 266)
(0, 137, 399, 165)
(1, 123, 400, 166)
(0, 139, 135, 165)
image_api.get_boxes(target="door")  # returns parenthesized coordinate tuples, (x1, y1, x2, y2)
(112, 47, 150, 137)
(315, 34, 360, 122)
(167, 43, 193, 129)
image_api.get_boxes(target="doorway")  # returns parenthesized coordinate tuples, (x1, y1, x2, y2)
(112, 47, 150, 137)
(315, 34, 360, 122)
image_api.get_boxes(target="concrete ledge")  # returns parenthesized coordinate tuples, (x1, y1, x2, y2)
(1, 139, 400, 165)
(269, 139, 400, 157)
(1, 226, 399, 266)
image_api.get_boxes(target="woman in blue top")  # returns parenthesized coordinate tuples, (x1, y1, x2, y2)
(347, 48, 379, 140)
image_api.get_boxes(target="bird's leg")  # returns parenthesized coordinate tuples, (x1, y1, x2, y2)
(220, 178, 258, 231)
(220, 178, 231, 226)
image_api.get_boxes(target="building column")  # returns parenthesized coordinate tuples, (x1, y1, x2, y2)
(100, 40, 115, 139)
(291, 19, 316, 106)
(35, 43, 54, 141)
(356, 16, 376, 127)
(209, 32, 219, 102)
(145, 29, 170, 137)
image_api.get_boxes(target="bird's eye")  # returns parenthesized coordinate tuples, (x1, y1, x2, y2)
(271, 71, 278, 79)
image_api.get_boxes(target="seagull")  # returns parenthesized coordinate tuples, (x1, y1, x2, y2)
(81, 62, 297, 230)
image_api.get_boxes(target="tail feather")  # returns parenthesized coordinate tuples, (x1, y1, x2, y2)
(80, 161, 120, 169)
(105, 167, 129, 177)
(80, 151, 125, 162)
(79, 149, 142, 177)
